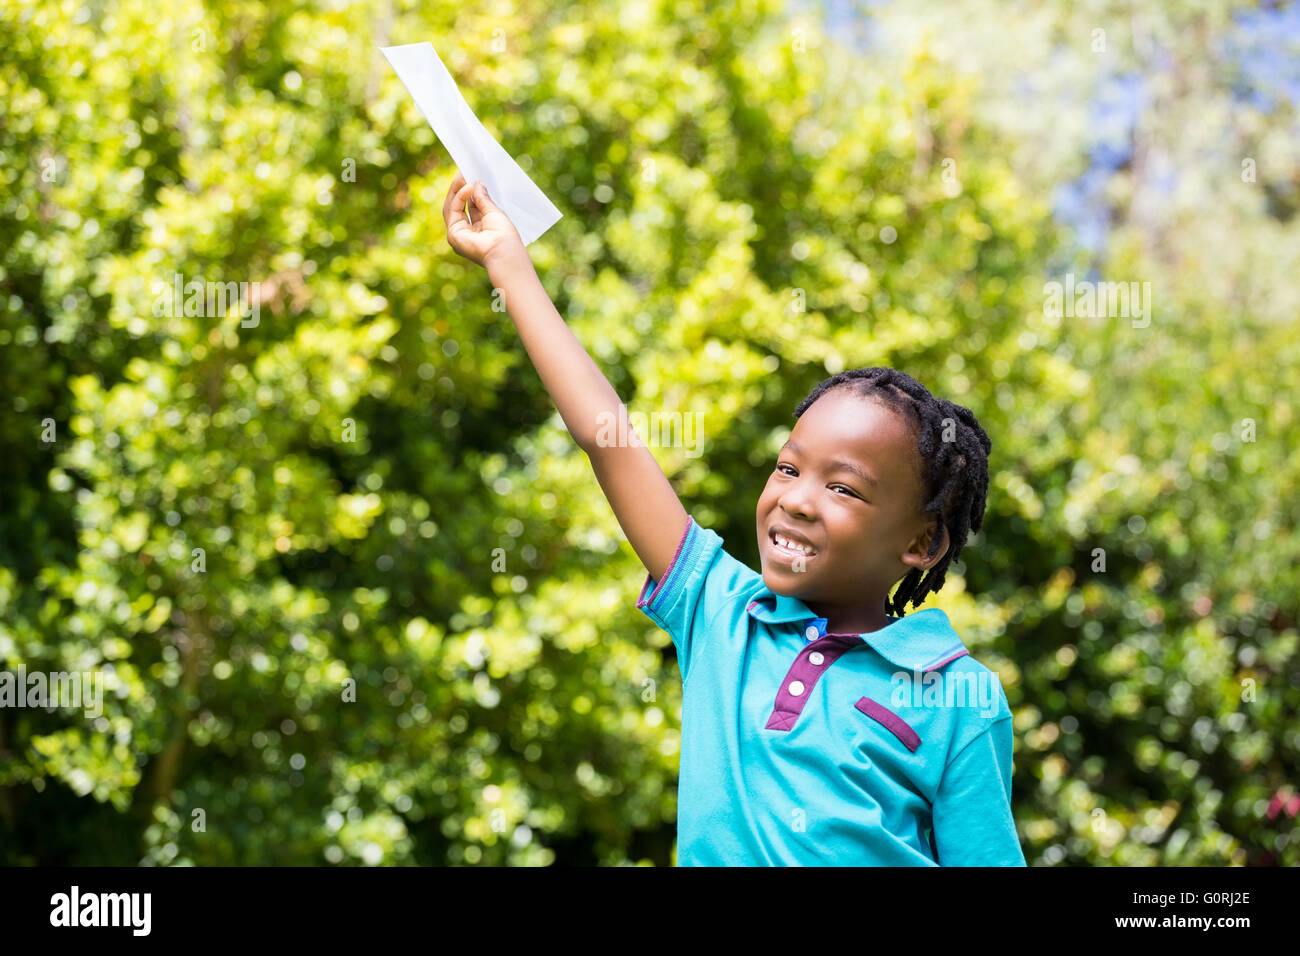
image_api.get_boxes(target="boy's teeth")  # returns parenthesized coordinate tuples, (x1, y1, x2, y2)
(775, 533, 814, 555)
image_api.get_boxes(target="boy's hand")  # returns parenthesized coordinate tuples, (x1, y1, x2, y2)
(442, 171, 527, 272)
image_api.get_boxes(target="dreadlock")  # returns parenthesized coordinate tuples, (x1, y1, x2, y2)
(792, 366, 992, 617)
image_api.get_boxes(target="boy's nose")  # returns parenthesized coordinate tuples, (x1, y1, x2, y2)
(778, 483, 817, 520)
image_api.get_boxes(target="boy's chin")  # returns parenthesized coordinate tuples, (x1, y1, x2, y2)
(760, 566, 807, 596)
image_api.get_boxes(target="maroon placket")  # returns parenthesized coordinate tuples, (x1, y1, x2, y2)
(764, 620, 863, 732)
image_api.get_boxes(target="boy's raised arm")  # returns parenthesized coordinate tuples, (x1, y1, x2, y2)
(441, 173, 689, 584)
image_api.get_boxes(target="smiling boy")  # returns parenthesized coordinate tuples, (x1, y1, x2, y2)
(442, 174, 1025, 866)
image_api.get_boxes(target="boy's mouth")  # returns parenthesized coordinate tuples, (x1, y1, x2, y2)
(768, 528, 819, 563)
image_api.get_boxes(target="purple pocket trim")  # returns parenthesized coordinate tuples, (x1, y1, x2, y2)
(854, 696, 921, 752)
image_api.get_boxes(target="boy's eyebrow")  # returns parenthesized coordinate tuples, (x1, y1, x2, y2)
(782, 440, 879, 487)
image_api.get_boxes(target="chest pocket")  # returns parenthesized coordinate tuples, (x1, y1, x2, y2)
(854, 696, 922, 752)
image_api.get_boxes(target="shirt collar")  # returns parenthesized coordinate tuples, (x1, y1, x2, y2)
(744, 586, 970, 673)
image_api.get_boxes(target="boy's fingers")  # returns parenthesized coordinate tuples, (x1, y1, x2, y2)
(459, 180, 480, 225)
(472, 181, 497, 212)
(443, 171, 466, 221)
(447, 180, 476, 228)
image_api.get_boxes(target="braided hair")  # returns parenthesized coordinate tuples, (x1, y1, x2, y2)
(792, 367, 992, 617)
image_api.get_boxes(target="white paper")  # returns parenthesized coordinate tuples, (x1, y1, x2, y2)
(379, 41, 562, 246)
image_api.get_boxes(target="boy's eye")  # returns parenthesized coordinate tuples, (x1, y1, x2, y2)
(775, 466, 859, 499)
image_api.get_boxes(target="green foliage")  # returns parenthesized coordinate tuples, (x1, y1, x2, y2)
(1, 0, 1295, 865)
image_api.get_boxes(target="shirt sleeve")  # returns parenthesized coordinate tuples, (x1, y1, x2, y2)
(634, 515, 756, 684)
(930, 715, 1027, 866)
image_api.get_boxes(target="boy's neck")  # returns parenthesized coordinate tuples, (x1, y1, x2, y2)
(807, 600, 893, 636)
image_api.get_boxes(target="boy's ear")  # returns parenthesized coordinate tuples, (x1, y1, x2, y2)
(903, 520, 949, 571)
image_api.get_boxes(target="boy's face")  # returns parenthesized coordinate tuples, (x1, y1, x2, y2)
(755, 389, 947, 609)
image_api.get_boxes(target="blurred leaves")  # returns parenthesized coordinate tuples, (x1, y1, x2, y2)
(1, 0, 1296, 866)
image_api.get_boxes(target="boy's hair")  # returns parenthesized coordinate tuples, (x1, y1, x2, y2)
(792, 366, 992, 617)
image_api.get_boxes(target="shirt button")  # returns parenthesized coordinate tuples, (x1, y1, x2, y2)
(809, 652, 825, 665)
(804, 625, 819, 640)
(788, 680, 805, 697)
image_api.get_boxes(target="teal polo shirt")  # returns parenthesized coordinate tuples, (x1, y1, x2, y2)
(636, 515, 1026, 866)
